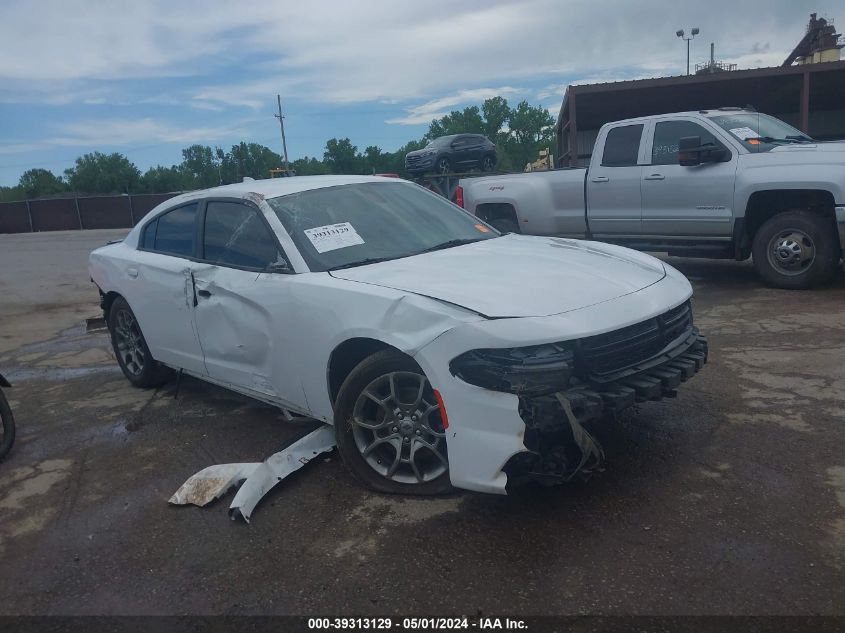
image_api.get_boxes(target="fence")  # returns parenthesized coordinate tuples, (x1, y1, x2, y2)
(0, 193, 180, 234)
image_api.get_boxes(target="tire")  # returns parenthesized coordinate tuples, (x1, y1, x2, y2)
(0, 389, 14, 462)
(480, 155, 496, 172)
(108, 296, 170, 388)
(434, 157, 451, 174)
(489, 218, 520, 234)
(751, 210, 840, 289)
(334, 349, 452, 495)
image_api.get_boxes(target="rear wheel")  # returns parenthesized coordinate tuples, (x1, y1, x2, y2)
(108, 297, 170, 388)
(334, 350, 451, 495)
(0, 389, 14, 461)
(751, 210, 839, 289)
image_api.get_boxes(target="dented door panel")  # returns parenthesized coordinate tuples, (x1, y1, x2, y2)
(191, 264, 306, 410)
(126, 250, 207, 374)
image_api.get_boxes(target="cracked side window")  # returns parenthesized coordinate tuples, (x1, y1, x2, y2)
(203, 201, 281, 270)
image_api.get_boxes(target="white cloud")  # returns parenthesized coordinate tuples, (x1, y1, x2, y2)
(1, 0, 829, 109)
(0, 118, 255, 155)
(385, 87, 525, 125)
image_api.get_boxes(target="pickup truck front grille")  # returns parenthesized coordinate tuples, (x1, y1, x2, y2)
(575, 301, 693, 380)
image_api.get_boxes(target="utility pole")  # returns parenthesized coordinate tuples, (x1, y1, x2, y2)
(275, 94, 290, 172)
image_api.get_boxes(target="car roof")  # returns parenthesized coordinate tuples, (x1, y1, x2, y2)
(161, 174, 400, 207)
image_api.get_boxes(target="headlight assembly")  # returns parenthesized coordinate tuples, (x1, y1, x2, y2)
(449, 343, 574, 396)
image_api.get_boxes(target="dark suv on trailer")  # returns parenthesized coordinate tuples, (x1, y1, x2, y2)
(405, 134, 497, 175)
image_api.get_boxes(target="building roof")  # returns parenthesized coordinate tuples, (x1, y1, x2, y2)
(555, 59, 845, 132)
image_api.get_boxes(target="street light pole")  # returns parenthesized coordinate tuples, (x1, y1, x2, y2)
(676, 27, 700, 76)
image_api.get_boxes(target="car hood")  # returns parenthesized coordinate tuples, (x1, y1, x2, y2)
(406, 148, 436, 158)
(770, 141, 845, 154)
(329, 235, 666, 318)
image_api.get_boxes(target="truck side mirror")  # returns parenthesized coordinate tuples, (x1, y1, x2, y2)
(678, 136, 702, 166)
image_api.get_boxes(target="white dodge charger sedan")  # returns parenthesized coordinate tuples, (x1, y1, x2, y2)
(89, 175, 707, 495)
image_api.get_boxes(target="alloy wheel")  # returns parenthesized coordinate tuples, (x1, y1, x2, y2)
(767, 229, 816, 276)
(113, 309, 146, 376)
(351, 371, 448, 484)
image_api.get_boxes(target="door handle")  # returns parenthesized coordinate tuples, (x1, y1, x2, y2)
(197, 289, 212, 298)
(126, 267, 138, 279)
(644, 173, 665, 180)
(591, 176, 609, 183)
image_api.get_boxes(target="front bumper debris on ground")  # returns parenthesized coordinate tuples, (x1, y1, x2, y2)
(169, 423, 335, 522)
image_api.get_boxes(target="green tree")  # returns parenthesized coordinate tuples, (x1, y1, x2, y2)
(180, 145, 220, 188)
(323, 138, 359, 174)
(0, 186, 25, 202)
(64, 152, 141, 194)
(427, 106, 485, 139)
(362, 145, 397, 175)
(140, 165, 188, 193)
(481, 97, 511, 145)
(291, 156, 330, 176)
(505, 100, 555, 169)
(224, 142, 282, 181)
(18, 168, 66, 198)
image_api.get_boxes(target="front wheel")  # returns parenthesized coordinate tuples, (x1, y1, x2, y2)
(334, 350, 451, 495)
(751, 210, 840, 289)
(0, 388, 14, 461)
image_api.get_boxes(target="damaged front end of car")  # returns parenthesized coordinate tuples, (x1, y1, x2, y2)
(449, 301, 708, 488)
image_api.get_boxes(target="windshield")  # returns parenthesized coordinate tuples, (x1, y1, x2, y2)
(267, 181, 498, 272)
(710, 113, 813, 152)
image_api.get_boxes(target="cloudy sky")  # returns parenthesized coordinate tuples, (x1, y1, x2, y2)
(0, 0, 837, 185)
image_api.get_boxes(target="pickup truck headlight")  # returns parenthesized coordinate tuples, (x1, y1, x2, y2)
(449, 343, 574, 396)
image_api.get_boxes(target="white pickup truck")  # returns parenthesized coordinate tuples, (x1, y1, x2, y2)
(458, 108, 845, 289)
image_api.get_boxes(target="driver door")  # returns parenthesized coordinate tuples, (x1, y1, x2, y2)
(190, 199, 306, 410)
(641, 118, 738, 237)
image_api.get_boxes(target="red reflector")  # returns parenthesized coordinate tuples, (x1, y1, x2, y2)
(455, 185, 464, 208)
(433, 389, 449, 430)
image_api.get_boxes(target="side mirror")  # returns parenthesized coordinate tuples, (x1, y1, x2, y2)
(678, 136, 702, 166)
(679, 136, 729, 166)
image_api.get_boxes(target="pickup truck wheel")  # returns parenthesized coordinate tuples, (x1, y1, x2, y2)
(334, 350, 452, 495)
(751, 210, 839, 289)
(108, 297, 170, 388)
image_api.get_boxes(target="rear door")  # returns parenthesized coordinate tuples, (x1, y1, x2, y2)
(191, 198, 306, 409)
(450, 135, 473, 169)
(586, 123, 645, 235)
(466, 135, 486, 166)
(641, 118, 737, 236)
(129, 202, 207, 374)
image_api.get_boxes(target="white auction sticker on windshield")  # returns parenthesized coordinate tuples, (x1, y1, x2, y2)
(729, 127, 758, 140)
(304, 222, 365, 253)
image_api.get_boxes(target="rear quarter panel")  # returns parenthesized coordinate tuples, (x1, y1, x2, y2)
(460, 170, 587, 236)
